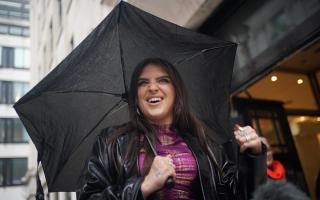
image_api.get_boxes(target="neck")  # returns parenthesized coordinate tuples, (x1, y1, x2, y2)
(151, 123, 174, 130)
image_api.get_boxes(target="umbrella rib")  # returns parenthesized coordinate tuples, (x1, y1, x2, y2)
(117, 5, 129, 96)
(174, 44, 236, 65)
(53, 99, 125, 184)
(44, 90, 123, 97)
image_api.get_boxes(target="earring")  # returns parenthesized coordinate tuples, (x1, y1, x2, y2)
(137, 108, 141, 116)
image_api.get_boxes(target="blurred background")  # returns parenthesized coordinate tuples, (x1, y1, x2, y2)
(0, 0, 319, 199)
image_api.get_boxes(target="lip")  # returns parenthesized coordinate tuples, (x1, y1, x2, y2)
(145, 96, 164, 105)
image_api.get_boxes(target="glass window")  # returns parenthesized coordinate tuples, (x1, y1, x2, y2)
(0, 24, 8, 34)
(0, 24, 29, 37)
(0, 160, 3, 186)
(14, 48, 30, 69)
(12, 159, 27, 184)
(0, 47, 2, 66)
(13, 82, 29, 103)
(0, 1, 29, 20)
(14, 48, 24, 68)
(9, 26, 22, 36)
(288, 115, 320, 199)
(1, 46, 14, 68)
(0, 118, 28, 143)
(0, 158, 28, 186)
(1, 47, 30, 69)
(253, 117, 286, 153)
(0, 81, 9, 103)
(0, 119, 4, 143)
(22, 27, 29, 37)
(0, 81, 29, 104)
(13, 119, 28, 143)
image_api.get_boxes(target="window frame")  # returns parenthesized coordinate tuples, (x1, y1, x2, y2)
(0, 118, 29, 144)
(0, 81, 29, 104)
(0, 158, 28, 187)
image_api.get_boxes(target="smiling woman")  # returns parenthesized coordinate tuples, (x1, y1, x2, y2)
(79, 57, 267, 200)
(137, 64, 175, 125)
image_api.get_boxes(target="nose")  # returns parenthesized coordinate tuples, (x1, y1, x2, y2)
(148, 81, 159, 92)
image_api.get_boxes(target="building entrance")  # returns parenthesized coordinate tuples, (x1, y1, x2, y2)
(233, 98, 309, 194)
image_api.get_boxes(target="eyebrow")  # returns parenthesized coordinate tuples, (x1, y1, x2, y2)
(138, 75, 170, 81)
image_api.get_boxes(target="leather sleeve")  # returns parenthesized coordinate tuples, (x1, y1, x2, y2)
(208, 143, 238, 199)
(238, 142, 267, 199)
(208, 140, 267, 200)
(79, 130, 145, 200)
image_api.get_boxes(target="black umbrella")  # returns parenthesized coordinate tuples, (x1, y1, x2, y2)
(14, 1, 236, 192)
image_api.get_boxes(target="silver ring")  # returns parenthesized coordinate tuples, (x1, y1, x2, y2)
(155, 171, 162, 177)
(244, 134, 250, 142)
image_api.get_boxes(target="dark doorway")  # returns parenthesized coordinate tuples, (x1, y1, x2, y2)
(232, 97, 309, 193)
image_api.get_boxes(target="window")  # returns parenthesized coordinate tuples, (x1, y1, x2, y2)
(0, 24, 29, 37)
(0, 46, 14, 68)
(0, 158, 28, 186)
(0, 81, 29, 104)
(9, 25, 22, 35)
(14, 48, 30, 69)
(0, 118, 28, 143)
(0, 0, 29, 20)
(0, 46, 30, 69)
(0, 24, 8, 34)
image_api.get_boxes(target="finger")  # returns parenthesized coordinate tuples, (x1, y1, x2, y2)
(234, 135, 243, 145)
(243, 126, 256, 133)
(169, 168, 176, 179)
(239, 140, 253, 152)
(233, 129, 242, 136)
(236, 134, 248, 144)
(234, 124, 241, 130)
(248, 132, 258, 141)
(239, 144, 248, 153)
(240, 138, 261, 152)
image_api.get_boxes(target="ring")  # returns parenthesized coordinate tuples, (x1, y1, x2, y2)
(244, 134, 250, 142)
(155, 171, 162, 177)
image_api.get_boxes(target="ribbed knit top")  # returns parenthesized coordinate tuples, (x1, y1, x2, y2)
(139, 124, 197, 199)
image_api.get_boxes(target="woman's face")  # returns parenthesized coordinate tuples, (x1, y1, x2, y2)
(137, 64, 175, 125)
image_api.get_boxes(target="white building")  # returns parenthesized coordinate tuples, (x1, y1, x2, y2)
(29, 0, 221, 199)
(0, 0, 32, 199)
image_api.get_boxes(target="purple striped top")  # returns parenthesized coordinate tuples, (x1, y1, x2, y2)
(139, 124, 197, 200)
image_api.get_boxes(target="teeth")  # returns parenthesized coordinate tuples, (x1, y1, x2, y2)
(147, 98, 161, 103)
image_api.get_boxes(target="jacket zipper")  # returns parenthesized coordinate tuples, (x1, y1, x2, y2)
(189, 148, 206, 200)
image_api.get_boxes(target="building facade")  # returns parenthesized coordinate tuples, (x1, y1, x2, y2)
(200, 0, 320, 199)
(0, 0, 32, 199)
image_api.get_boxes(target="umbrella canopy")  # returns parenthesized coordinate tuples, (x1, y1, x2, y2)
(14, 1, 236, 192)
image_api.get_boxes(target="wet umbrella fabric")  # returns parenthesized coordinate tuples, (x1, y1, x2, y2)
(14, 1, 236, 192)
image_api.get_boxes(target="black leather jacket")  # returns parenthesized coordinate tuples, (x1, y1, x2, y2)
(79, 126, 266, 200)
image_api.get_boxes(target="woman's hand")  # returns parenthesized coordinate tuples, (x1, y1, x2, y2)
(234, 124, 262, 154)
(141, 155, 176, 198)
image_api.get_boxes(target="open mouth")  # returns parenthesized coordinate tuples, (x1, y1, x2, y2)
(146, 97, 163, 104)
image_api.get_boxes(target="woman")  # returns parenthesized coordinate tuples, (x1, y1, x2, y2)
(79, 58, 266, 200)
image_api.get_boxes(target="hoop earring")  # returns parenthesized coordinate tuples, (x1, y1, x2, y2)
(137, 108, 141, 116)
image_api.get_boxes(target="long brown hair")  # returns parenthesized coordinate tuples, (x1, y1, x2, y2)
(109, 57, 208, 176)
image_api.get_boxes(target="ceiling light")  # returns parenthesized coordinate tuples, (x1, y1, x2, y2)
(299, 116, 306, 122)
(271, 76, 277, 82)
(297, 79, 303, 84)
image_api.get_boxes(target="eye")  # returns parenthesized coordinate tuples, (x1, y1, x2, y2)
(158, 78, 170, 84)
(138, 80, 148, 86)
